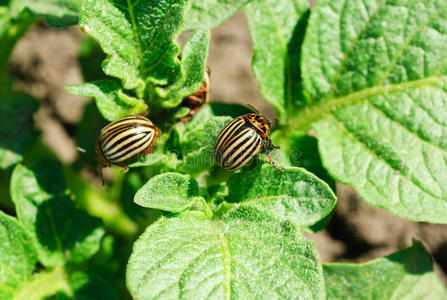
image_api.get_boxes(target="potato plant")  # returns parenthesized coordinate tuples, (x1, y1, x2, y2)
(0, 0, 446, 299)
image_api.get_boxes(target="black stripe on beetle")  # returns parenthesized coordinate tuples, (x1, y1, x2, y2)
(96, 115, 161, 183)
(213, 112, 282, 173)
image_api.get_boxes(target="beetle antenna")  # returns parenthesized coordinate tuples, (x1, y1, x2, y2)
(270, 118, 279, 127)
(246, 104, 260, 114)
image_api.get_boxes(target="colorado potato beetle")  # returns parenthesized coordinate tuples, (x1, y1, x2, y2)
(213, 106, 282, 172)
(96, 115, 160, 183)
(179, 67, 210, 121)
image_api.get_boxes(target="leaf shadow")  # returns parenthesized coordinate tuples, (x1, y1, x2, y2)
(30, 159, 102, 261)
(386, 241, 434, 276)
(284, 9, 310, 110)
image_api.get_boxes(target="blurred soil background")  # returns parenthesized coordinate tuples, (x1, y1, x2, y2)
(9, 10, 447, 285)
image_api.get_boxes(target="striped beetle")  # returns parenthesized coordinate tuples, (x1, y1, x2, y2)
(179, 67, 210, 121)
(96, 115, 160, 183)
(213, 106, 282, 173)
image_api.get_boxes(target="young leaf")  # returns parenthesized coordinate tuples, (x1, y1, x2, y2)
(127, 129, 181, 171)
(79, 0, 187, 93)
(178, 106, 232, 173)
(10, 160, 105, 267)
(244, 0, 309, 121)
(281, 132, 335, 191)
(78, 37, 108, 82)
(66, 81, 147, 122)
(324, 241, 447, 299)
(0, 211, 37, 299)
(134, 172, 199, 212)
(184, 0, 250, 31)
(208, 102, 252, 118)
(127, 211, 325, 299)
(226, 164, 336, 228)
(9, 0, 80, 27)
(299, 0, 447, 222)
(154, 29, 210, 109)
(0, 91, 38, 169)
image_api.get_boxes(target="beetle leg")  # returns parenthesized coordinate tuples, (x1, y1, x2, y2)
(140, 146, 153, 156)
(200, 85, 209, 93)
(262, 141, 283, 173)
(266, 137, 280, 150)
(116, 164, 129, 174)
(187, 95, 203, 104)
(266, 150, 283, 173)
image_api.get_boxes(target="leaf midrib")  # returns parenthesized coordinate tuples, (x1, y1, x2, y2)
(290, 75, 447, 132)
(212, 222, 231, 300)
(126, 0, 144, 76)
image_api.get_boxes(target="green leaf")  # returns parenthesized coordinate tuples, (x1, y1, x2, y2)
(0, 92, 38, 169)
(0, 6, 9, 37)
(66, 81, 147, 121)
(78, 37, 108, 82)
(127, 129, 181, 171)
(116, 171, 162, 227)
(56, 271, 118, 300)
(178, 105, 232, 173)
(127, 211, 325, 299)
(0, 211, 37, 300)
(244, 0, 309, 121)
(128, 150, 180, 171)
(154, 29, 210, 108)
(184, 0, 250, 30)
(226, 164, 336, 228)
(298, 0, 447, 222)
(283, 132, 335, 191)
(207, 182, 229, 203)
(10, 160, 105, 267)
(64, 167, 139, 237)
(79, 0, 187, 93)
(134, 172, 199, 212)
(208, 102, 252, 118)
(10, 0, 80, 27)
(174, 106, 191, 119)
(324, 241, 447, 299)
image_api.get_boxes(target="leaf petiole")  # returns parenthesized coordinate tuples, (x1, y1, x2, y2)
(13, 266, 71, 300)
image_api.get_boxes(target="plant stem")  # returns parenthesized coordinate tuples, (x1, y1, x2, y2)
(13, 266, 71, 300)
(195, 197, 213, 218)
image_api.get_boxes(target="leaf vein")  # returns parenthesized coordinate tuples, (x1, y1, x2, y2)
(295, 75, 447, 131)
(377, 3, 447, 86)
(326, 0, 388, 100)
(43, 202, 64, 254)
(126, 0, 144, 77)
(232, 258, 285, 298)
(213, 223, 231, 300)
(330, 114, 442, 200)
(177, 242, 220, 298)
(366, 100, 447, 153)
